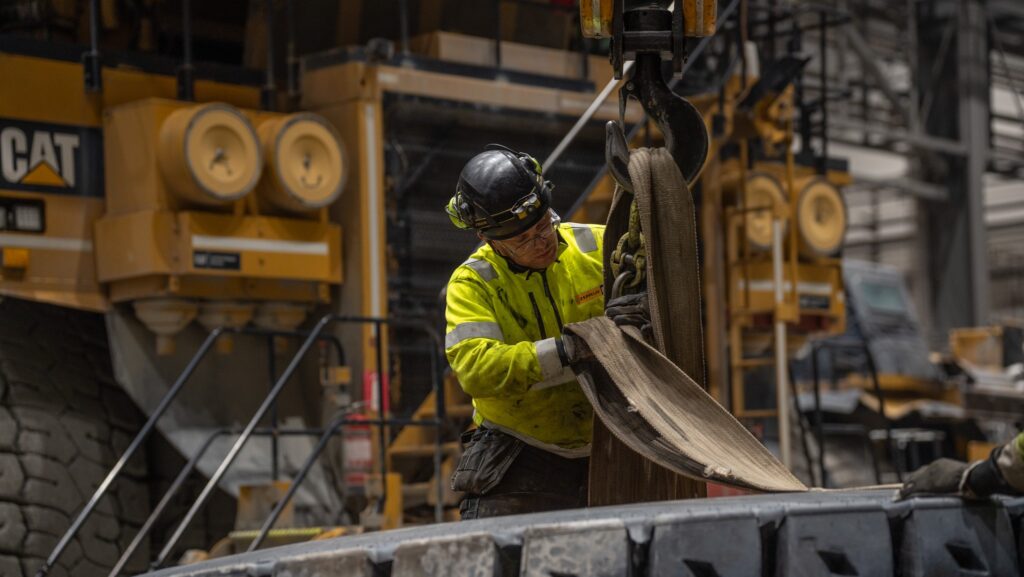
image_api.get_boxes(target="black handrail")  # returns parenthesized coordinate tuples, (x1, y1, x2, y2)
(811, 338, 827, 485)
(112, 420, 444, 577)
(859, 338, 901, 482)
(110, 426, 235, 577)
(35, 328, 225, 577)
(246, 413, 445, 551)
(37, 326, 344, 577)
(787, 360, 819, 487)
(152, 314, 447, 569)
(804, 336, 903, 487)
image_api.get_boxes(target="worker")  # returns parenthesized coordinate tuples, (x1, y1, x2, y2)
(900, 432, 1024, 498)
(443, 145, 648, 519)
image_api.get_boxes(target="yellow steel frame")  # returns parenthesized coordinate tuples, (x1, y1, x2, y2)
(94, 210, 342, 303)
(725, 129, 848, 420)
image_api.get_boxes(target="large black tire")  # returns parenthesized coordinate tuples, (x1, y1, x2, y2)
(141, 490, 1024, 577)
(0, 298, 149, 577)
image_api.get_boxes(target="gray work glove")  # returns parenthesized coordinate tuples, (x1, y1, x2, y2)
(900, 449, 1019, 499)
(605, 292, 653, 341)
(559, 331, 589, 366)
(899, 458, 970, 499)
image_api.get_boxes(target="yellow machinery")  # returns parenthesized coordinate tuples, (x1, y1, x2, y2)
(0, 18, 631, 573)
(0, 44, 366, 575)
(95, 99, 344, 352)
(719, 159, 848, 420)
(689, 71, 849, 426)
(0, 56, 345, 333)
(2, 1, 851, 573)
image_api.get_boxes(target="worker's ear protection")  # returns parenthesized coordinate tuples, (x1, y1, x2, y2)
(446, 195, 476, 230)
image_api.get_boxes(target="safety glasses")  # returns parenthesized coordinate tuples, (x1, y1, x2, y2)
(494, 212, 556, 255)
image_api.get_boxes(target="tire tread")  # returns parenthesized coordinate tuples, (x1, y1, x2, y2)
(0, 299, 149, 577)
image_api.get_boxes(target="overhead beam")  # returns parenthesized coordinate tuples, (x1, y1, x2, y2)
(854, 176, 949, 202)
(829, 116, 967, 155)
(840, 25, 905, 114)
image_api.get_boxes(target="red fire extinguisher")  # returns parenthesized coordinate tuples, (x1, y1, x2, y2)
(342, 413, 373, 489)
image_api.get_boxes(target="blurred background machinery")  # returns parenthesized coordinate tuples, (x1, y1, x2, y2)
(0, 0, 1022, 574)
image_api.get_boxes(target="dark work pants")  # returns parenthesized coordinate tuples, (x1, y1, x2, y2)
(454, 427, 589, 520)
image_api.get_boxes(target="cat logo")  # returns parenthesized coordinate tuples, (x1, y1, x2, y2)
(0, 118, 103, 197)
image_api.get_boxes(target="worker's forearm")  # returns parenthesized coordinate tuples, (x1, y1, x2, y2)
(447, 335, 576, 399)
(447, 339, 542, 399)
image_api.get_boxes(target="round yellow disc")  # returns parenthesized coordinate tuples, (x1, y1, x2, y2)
(184, 105, 261, 200)
(160, 103, 262, 205)
(264, 113, 346, 212)
(797, 177, 847, 256)
(743, 172, 787, 250)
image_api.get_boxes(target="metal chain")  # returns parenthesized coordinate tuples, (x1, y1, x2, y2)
(609, 196, 647, 298)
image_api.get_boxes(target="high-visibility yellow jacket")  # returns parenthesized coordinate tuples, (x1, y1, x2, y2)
(444, 222, 606, 456)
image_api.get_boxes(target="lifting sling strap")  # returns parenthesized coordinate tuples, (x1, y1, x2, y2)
(565, 147, 807, 496)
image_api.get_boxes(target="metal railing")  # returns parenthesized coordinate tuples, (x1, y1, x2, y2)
(149, 314, 447, 570)
(112, 426, 340, 576)
(37, 314, 448, 576)
(801, 336, 902, 488)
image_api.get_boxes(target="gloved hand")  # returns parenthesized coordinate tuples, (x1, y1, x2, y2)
(900, 449, 1018, 499)
(558, 331, 590, 366)
(605, 292, 653, 341)
(899, 458, 970, 499)
(963, 455, 1015, 497)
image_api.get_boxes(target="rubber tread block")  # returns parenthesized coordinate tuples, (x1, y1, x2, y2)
(777, 510, 892, 577)
(998, 498, 1024, 572)
(0, 298, 150, 576)
(393, 533, 501, 577)
(900, 502, 1019, 577)
(648, 517, 760, 577)
(136, 491, 1024, 577)
(521, 524, 629, 577)
(272, 550, 374, 577)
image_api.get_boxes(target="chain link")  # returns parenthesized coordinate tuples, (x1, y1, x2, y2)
(609, 196, 647, 298)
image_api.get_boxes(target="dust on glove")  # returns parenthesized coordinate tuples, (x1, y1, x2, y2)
(899, 458, 970, 499)
(605, 292, 653, 342)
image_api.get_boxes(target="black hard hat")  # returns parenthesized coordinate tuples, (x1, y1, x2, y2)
(445, 145, 553, 240)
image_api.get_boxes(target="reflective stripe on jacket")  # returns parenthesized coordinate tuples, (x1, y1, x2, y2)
(444, 222, 606, 452)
